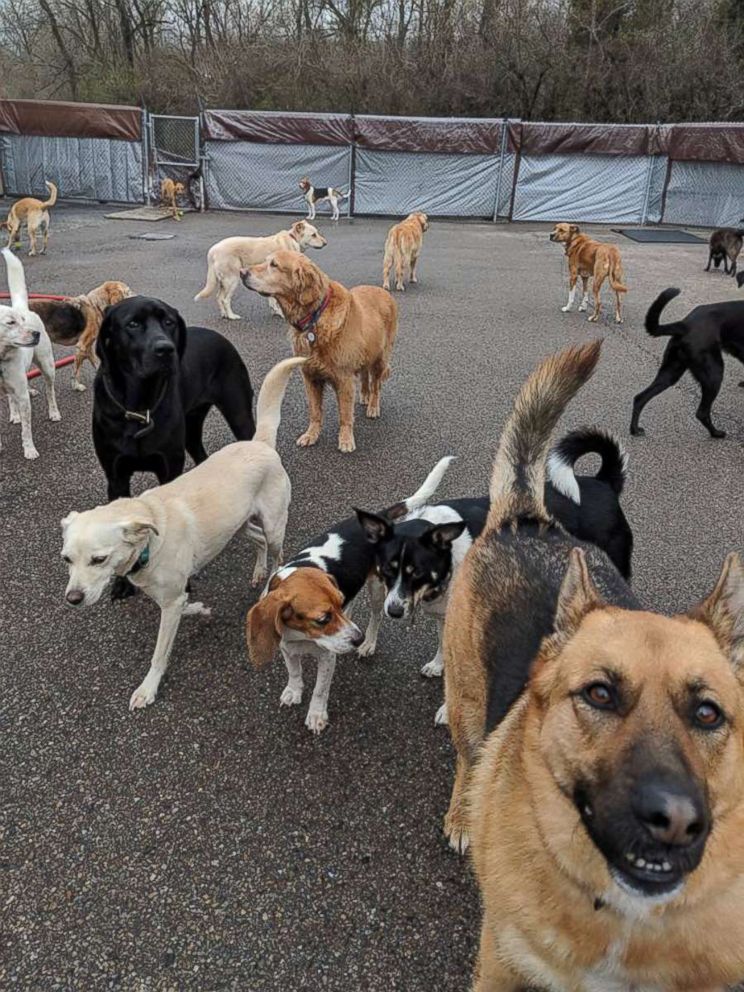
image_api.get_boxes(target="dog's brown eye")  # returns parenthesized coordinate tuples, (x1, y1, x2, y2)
(694, 701, 724, 730)
(62, 554, 71, 564)
(314, 614, 330, 627)
(270, 260, 278, 268)
(582, 682, 615, 710)
(90, 555, 108, 566)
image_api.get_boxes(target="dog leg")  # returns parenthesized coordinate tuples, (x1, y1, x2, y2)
(219, 274, 242, 321)
(27, 222, 38, 257)
(444, 752, 472, 854)
(129, 593, 187, 710)
(36, 340, 61, 423)
(358, 369, 370, 406)
(421, 619, 445, 678)
(690, 355, 726, 438)
(358, 576, 385, 657)
(614, 289, 623, 324)
(587, 275, 603, 322)
(630, 350, 687, 436)
(297, 375, 324, 447)
(365, 362, 385, 419)
(10, 386, 39, 460)
(473, 920, 524, 992)
(561, 282, 577, 313)
(305, 651, 336, 734)
(578, 275, 589, 312)
(705, 251, 713, 272)
(395, 252, 406, 292)
(335, 377, 356, 453)
(244, 523, 269, 586)
(410, 250, 420, 285)
(280, 648, 304, 707)
(72, 347, 87, 392)
(434, 701, 448, 726)
(382, 252, 393, 292)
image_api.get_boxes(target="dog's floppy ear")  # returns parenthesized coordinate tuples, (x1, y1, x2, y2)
(355, 509, 392, 544)
(292, 220, 306, 237)
(691, 553, 744, 671)
(421, 520, 466, 550)
(61, 511, 79, 531)
(553, 547, 602, 639)
(569, 224, 580, 236)
(96, 308, 116, 360)
(119, 519, 159, 544)
(246, 590, 291, 668)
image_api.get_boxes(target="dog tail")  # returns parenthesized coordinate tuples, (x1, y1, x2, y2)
(2, 245, 30, 312)
(405, 456, 456, 512)
(485, 341, 602, 532)
(548, 427, 628, 504)
(609, 255, 627, 294)
(194, 255, 218, 301)
(644, 287, 687, 337)
(41, 181, 58, 208)
(254, 356, 307, 448)
(336, 188, 349, 199)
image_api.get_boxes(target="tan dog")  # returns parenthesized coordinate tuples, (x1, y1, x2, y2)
(160, 178, 185, 220)
(29, 281, 133, 391)
(383, 212, 429, 291)
(550, 222, 627, 323)
(3, 181, 57, 256)
(443, 342, 744, 989)
(194, 220, 327, 321)
(243, 251, 397, 453)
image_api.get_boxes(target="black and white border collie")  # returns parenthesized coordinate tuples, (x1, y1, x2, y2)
(355, 428, 633, 723)
(299, 177, 349, 222)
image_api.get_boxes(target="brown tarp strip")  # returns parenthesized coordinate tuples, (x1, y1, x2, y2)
(353, 116, 503, 154)
(203, 109, 353, 145)
(0, 99, 141, 141)
(666, 124, 744, 164)
(508, 121, 667, 157)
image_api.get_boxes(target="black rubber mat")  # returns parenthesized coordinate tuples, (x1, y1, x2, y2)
(612, 228, 706, 244)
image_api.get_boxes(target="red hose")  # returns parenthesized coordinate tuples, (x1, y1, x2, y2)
(27, 355, 76, 380)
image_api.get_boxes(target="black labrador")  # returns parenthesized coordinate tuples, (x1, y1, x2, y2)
(630, 287, 744, 439)
(93, 296, 255, 500)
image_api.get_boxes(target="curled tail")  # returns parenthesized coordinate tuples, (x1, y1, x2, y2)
(254, 357, 306, 447)
(645, 287, 687, 337)
(41, 181, 58, 208)
(194, 255, 218, 301)
(609, 256, 627, 293)
(486, 341, 602, 534)
(548, 427, 628, 504)
(376, 455, 455, 520)
(2, 245, 30, 311)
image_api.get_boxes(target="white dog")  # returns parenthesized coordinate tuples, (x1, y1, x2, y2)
(61, 356, 305, 711)
(194, 220, 327, 321)
(0, 247, 60, 459)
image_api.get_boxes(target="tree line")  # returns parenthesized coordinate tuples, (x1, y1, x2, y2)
(0, 0, 742, 122)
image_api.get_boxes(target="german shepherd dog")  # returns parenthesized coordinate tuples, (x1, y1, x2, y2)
(630, 288, 744, 439)
(444, 342, 744, 990)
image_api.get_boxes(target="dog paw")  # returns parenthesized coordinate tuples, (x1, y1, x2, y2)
(356, 637, 377, 658)
(615, 317, 623, 325)
(434, 703, 448, 726)
(49, 410, 62, 423)
(395, 284, 405, 292)
(587, 315, 599, 323)
(297, 430, 320, 448)
(338, 434, 356, 453)
(224, 313, 242, 321)
(280, 685, 303, 707)
(23, 445, 39, 460)
(251, 565, 268, 587)
(711, 429, 727, 439)
(365, 407, 380, 420)
(421, 659, 443, 678)
(129, 683, 157, 710)
(72, 381, 86, 392)
(630, 426, 645, 437)
(305, 709, 329, 734)
(561, 306, 572, 313)
(28, 387, 38, 397)
(9, 412, 19, 424)
(183, 601, 211, 617)
(444, 819, 470, 855)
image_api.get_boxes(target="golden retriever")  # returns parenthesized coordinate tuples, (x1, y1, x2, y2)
(549, 222, 627, 323)
(160, 178, 185, 220)
(243, 251, 397, 453)
(383, 212, 429, 291)
(3, 181, 57, 256)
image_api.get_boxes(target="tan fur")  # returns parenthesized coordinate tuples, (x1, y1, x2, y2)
(245, 251, 398, 453)
(195, 220, 327, 321)
(160, 178, 185, 220)
(467, 548, 744, 991)
(71, 282, 133, 389)
(550, 222, 627, 324)
(382, 212, 429, 291)
(4, 181, 57, 256)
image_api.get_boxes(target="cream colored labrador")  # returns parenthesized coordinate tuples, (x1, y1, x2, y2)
(60, 356, 305, 711)
(194, 220, 327, 320)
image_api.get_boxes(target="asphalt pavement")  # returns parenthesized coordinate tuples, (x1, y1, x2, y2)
(2, 205, 744, 990)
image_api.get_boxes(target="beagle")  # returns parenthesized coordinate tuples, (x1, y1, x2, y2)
(299, 177, 348, 222)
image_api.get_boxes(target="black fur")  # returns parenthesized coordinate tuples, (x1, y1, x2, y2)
(280, 517, 376, 606)
(705, 227, 744, 277)
(92, 295, 255, 500)
(631, 288, 744, 438)
(28, 299, 86, 346)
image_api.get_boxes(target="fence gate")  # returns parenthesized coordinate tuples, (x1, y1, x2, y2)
(146, 113, 203, 210)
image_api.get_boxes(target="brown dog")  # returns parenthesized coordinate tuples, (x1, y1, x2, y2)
(242, 251, 397, 453)
(29, 281, 133, 390)
(443, 342, 744, 989)
(3, 181, 57, 256)
(382, 212, 429, 291)
(550, 222, 627, 323)
(160, 178, 185, 220)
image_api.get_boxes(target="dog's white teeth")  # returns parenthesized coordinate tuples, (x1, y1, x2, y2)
(626, 852, 635, 863)
(662, 861, 672, 872)
(635, 858, 646, 868)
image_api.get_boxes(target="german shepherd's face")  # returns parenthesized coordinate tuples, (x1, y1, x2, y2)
(529, 550, 744, 904)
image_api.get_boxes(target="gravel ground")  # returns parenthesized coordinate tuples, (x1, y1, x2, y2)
(2, 205, 743, 991)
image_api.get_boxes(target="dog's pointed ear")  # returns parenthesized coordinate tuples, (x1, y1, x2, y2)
(355, 509, 392, 544)
(119, 519, 159, 544)
(421, 520, 466, 550)
(553, 547, 602, 638)
(61, 510, 78, 531)
(246, 590, 290, 668)
(691, 553, 744, 670)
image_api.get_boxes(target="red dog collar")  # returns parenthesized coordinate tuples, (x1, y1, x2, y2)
(293, 289, 331, 341)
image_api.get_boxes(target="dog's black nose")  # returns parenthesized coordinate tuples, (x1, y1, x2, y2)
(386, 602, 405, 619)
(66, 589, 85, 606)
(350, 629, 364, 648)
(153, 339, 175, 357)
(633, 781, 707, 847)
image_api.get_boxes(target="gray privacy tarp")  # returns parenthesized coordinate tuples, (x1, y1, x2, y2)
(662, 160, 744, 228)
(204, 141, 350, 213)
(354, 149, 500, 217)
(0, 133, 143, 202)
(511, 153, 652, 224)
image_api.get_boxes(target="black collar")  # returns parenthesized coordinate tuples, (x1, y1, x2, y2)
(126, 545, 150, 576)
(292, 289, 331, 344)
(101, 373, 169, 439)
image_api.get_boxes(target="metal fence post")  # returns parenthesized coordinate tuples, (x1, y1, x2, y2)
(141, 109, 149, 204)
(492, 118, 509, 222)
(348, 113, 355, 218)
(640, 152, 655, 227)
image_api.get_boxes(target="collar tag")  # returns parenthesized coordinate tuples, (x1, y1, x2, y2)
(306, 331, 316, 344)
